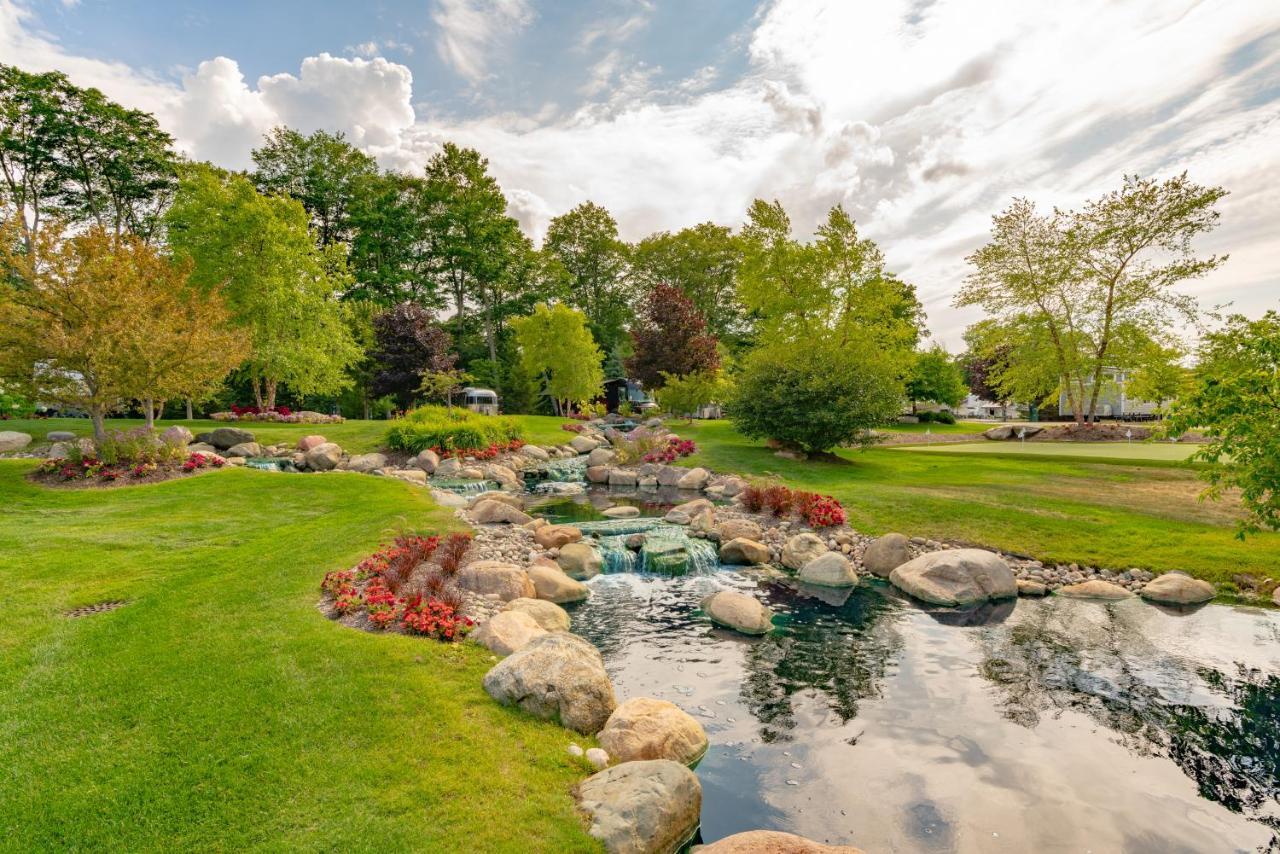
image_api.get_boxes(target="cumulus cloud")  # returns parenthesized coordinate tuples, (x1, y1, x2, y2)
(431, 0, 533, 82)
(4, 0, 1279, 343)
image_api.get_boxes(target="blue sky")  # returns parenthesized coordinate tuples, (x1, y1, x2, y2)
(5, 0, 1280, 345)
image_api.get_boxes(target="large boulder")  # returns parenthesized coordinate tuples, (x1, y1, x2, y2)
(715, 519, 763, 543)
(297, 434, 327, 452)
(528, 565, 591, 604)
(642, 538, 691, 575)
(304, 442, 343, 471)
(701, 591, 774, 635)
(503, 597, 571, 632)
(483, 633, 616, 734)
(470, 490, 523, 510)
(799, 552, 858, 587)
(456, 561, 536, 602)
(429, 488, 468, 508)
(781, 533, 827, 570)
(434, 457, 463, 478)
(570, 435, 600, 454)
(519, 444, 550, 461)
(608, 469, 638, 487)
(389, 469, 427, 486)
(862, 533, 912, 578)
(656, 466, 685, 487)
(699, 831, 866, 853)
(889, 548, 1016, 606)
(983, 425, 1016, 440)
(345, 452, 387, 473)
(1056, 579, 1134, 600)
(414, 449, 440, 473)
(719, 538, 771, 566)
(557, 543, 604, 580)
(208, 426, 255, 450)
(587, 447, 617, 467)
(1139, 572, 1215, 605)
(0, 431, 33, 453)
(673, 498, 713, 518)
(575, 760, 701, 854)
(586, 465, 611, 484)
(533, 524, 582, 549)
(676, 467, 710, 490)
(485, 464, 520, 487)
(225, 441, 263, 458)
(473, 610, 547, 656)
(158, 425, 192, 446)
(602, 505, 640, 518)
(470, 499, 533, 525)
(598, 697, 708, 766)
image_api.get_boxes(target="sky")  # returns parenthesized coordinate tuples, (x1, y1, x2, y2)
(4, 0, 1279, 347)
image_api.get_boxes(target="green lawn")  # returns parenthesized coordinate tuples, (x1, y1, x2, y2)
(892, 440, 1199, 462)
(877, 419, 989, 434)
(672, 420, 1279, 584)
(0, 463, 598, 852)
(4, 414, 575, 455)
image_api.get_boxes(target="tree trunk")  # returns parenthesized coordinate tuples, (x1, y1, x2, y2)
(362, 397, 371, 420)
(90, 406, 107, 444)
(185, 398, 194, 420)
(252, 377, 265, 411)
(265, 379, 278, 413)
(144, 396, 155, 429)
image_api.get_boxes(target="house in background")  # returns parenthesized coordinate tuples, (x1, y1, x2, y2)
(1058, 368, 1161, 420)
(603, 378, 656, 414)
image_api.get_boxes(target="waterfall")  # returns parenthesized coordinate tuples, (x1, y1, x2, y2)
(525, 456, 589, 484)
(580, 519, 722, 577)
(429, 478, 499, 494)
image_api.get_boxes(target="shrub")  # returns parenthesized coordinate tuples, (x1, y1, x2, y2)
(641, 436, 697, 464)
(727, 340, 901, 454)
(400, 594, 474, 641)
(437, 532, 473, 576)
(917, 410, 957, 425)
(740, 483, 767, 514)
(763, 484, 793, 517)
(386, 405, 524, 455)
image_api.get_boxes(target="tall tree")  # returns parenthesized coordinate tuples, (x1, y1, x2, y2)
(958, 173, 1227, 423)
(370, 302, 457, 411)
(346, 171, 437, 306)
(0, 222, 244, 440)
(251, 127, 378, 248)
(631, 223, 745, 340)
(0, 63, 178, 249)
(626, 282, 719, 389)
(511, 303, 604, 415)
(1169, 311, 1280, 535)
(165, 163, 359, 411)
(906, 345, 968, 413)
(543, 201, 631, 350)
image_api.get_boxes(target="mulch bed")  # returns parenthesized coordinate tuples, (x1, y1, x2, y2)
(26, 466, 216, 490)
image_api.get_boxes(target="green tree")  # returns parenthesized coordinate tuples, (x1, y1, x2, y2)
(906, 345, 968, 412)
(543, 201, 631, 350)
(165, 163, 358, 411)
(1168, 311, 1280, 534)
(958, 174, 1227, 423)
(656, 370, 727, 422)
(346, 171, 437, 305)
(511, 303, 604, 415)
(962, 318, 1062, 416)
(251, 127, 378, 248)
(631, 223, 745, 340)
(0, 63, 178, 249)
(728, 338, 901, 455)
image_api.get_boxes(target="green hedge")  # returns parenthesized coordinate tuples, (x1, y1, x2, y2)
(386, 406, 524, 454)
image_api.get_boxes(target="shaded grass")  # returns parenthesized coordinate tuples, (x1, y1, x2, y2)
(893, 440, 1198, 461)
(673, 420, 1280, 583)
(0, 463, 598, 852)
(5, 414, 576, 456)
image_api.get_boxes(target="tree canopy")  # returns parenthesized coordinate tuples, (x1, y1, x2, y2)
(511, 302, 603, 415)
(543, 201, 631, 351)
(625, 282, 719, 390)
(906, 345, 968, 411)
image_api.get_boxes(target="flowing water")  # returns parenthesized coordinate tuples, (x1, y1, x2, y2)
(523, 479, 1280, 852)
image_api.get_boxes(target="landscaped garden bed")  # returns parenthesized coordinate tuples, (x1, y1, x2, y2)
(27, 427, 225, 489)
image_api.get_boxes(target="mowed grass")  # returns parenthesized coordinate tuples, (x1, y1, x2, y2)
(671, 420, 1280, 584)
(0, 463, 599, 852)
(5, 414, 575, 455)
(892, 440, 1199, 462)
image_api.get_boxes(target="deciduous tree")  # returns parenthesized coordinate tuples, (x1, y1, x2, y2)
(370, 301, 457, 411)
(543, 201, 631, 350)
(906, 345, 968, 413)
(511, 303, 603, 415)
(631, 223, 745, 340)
(626, 282, 719, 390)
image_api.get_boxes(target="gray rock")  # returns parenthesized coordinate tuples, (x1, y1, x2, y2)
(472, 610, 547, 656)
(1056, 579, 1134, 600)
(45, 430, 77, 443)
(519, 444, 550, 461)
(586, 465, 611, 483)
(528, 565, 591, 604)
(570, 435, 600, 454)
(503, 597, 572, 632)
(414, 449, 440, 473)
(208, 426, 255, 450)
(676, 467, 710, 490)
(484, 463, 521, 487)
(456, 560, 536, 601)
(345, 452, 387, 473)
(983, 425, 1016, 440)
(601, 505, 640, 518)
(0, 431, 33, 453)
(225, 441, 263, 458)
(799, 552, 858, 587)
(575, 760, 701, 854)
(862, 533, 912, 577)
(701, 590, 774, 635)
(587, 447, 617, 467)
(656, 466, 685, 487)
(470, 499, 533, 525)
(483, 633, 616, 734)
(607, 469, 637, 487)
(304, 442, 343, 471)
(1140, 572, 1215, 605)
(434, 457, 462, 478)
(889, 549, 1017, 606)
(159, 425, 192, 446)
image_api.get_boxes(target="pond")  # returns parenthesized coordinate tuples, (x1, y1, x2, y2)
(521, 474, 1280, 852)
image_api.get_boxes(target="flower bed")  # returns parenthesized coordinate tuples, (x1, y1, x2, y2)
(30, 427, 223, 488)
(320, 531, 477, 641)
(740, 482, 847, 528)
(210, 407, 344, 424)
(642, 436, 696, 464)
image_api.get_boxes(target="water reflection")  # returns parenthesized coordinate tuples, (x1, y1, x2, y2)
(570, 574, 1280, 851)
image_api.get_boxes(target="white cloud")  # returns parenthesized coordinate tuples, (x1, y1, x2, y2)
(431, 0, 533, 83)
(4, 0, 1279, 344)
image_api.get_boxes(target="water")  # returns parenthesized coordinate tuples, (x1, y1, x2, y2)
(565, 575, 1280, 852)
(429, 478, 500, 494)
(244, 456, 294, 472)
